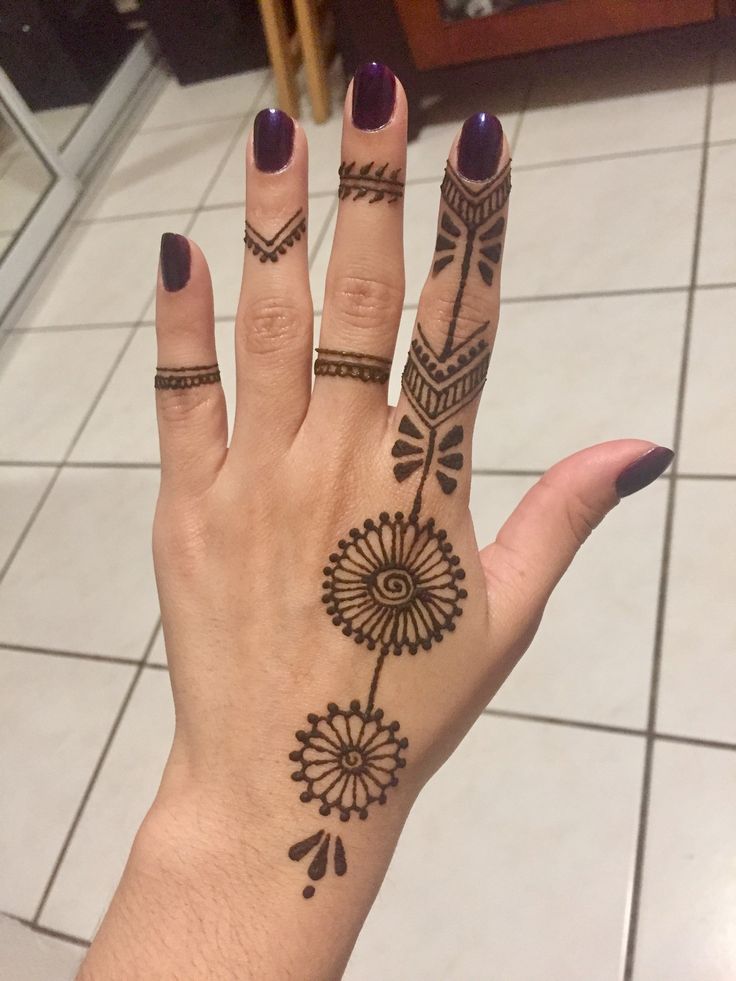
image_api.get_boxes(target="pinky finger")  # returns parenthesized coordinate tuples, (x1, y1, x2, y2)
(155, 233, 227, 494)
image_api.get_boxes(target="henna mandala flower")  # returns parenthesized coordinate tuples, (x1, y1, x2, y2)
(290, 700, 408, 821)
(322, 511, 467, 655)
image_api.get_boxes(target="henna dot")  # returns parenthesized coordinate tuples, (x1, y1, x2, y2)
(327, 702, 338, 714)
(303, 886, 315, 899)
(379, 512, 390, 523)
(374, 709, 384, 721)
(394, 510, 404, 522)
(437, 529, 447, 541)
(329, 553, 339, 562)
(364, 519, 376, 530)
(447, 622, 456, 632)
(458, 589, 468, 599)
(379, 793, 387, 804)
(300, 791, 311, 802)
(291, 772, 304, 781)
(399, 737, 409, 748)
(393, 648, 402, 657)
(354, 634, 363, 645)
(469, 347, 476, 357)
(323, 567, 333, 576)
(421, 639, 432, 650)
(428, 362, 436, 371)
(397, 759, 407, 768)
(342, 625, 352, 636)
(367, 639, 377, 651)
(359, 810, 368, 820)
(390, 776, 399, 786)
(296, 730, 308, 742)
(459, 354, 467, 365)
(447, 364, 456, 375)
(307, 713, 319, 724)
(349, 528, 360, 538)
(338, 540, 347, 550)
(420, 352, 429, 365)
(332, 615, 340, 625)
(321, 594, 331, 603)
(340, 812, 350, 823)
(350, 699, 361, 711)
(381, 643, 390, 655)
(390, 721, 400, 731)
(319, 804, 331, 816)
(289, 751, 301, 761)
(436, 371, 445, 381)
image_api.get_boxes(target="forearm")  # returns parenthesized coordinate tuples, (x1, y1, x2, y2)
(79, 773, 411, 980)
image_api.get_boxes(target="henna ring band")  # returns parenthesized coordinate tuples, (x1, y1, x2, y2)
(314, 348, 391, 384)
(154, 363, 221, 390)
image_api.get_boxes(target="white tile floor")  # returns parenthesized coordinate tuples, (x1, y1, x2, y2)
(1, 24, 735, 980)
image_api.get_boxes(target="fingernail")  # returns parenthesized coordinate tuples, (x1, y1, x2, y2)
(616, 446, 674, 498)
(457, 112, 504, 181)
(253, 108, 295, 172)
(352, 62, 396, 131)
(159, 233, 190, 292)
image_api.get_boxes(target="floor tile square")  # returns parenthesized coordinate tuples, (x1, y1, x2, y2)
(473, 291, 685, 470)
(698, 143, 736, 285)
(21, 215, 190, 328)
(41, 669, 174, 939)
(679, 287, 736, 475)
(71, 322, 237, 464)
(139, 69, 269, 131)
(657, 479, 736, 743)
(0, 467, 159, 660)
(147, 627, 166, 666)
(0, 651, 132, 917)
(0, 467, 54, 566)
(515, 43, 708, 166)
(711, 41, 736, 143)
(503, 149, 701, 296)
(0, 329, 130, 462)
(470, 473, 668, 728)
(84, 119, 243, 220)
(633, 741, 736, 980)
(0, 914, 85, 981)
(347, 716, 643, 980)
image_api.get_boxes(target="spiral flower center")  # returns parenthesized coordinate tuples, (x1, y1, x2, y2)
(343, 748, 364, 771)
(368, 567, 416, 607)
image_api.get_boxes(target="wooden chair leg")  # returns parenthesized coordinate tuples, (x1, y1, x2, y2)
(292, 0, 331, 123)
(257, 0, 300, 118)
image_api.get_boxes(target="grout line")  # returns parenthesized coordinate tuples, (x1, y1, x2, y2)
(622, 64, 715, 981)
(0, 467, 62, 584)
(1, 912, 90, 949)
(483, 707, 645, 739)
(32, 620, 162, 926)
(510, 141, 704, 173)
(0, 641, 144, 667)
(655, 731, 736, 753)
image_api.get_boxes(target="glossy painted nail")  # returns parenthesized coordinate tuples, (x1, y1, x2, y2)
(352, 62, 396, 131)
(253, 108, 295, 172)
(457, 112, 504, 181)
(616, 446, 674, 498)
(159, 233, 190, 292)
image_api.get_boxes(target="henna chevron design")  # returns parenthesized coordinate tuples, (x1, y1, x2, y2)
(244, 208, 305, 262)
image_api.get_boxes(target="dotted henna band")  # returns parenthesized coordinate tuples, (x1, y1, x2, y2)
(314, 348, 391, 384)
(154, 363, 221, 390)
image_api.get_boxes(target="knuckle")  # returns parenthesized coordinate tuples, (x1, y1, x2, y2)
(420, 285, 499, 347)
(243, 296, 309, 357)
(539, 473, 601, 549)
(328, 272, 404, 331)
(153, 496, 213, 574)
(156, 385, 221, 430)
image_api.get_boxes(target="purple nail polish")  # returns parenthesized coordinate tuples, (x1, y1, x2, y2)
(457, 112, 503, 181)
(352, 62, 396, 131)
(159, 233, 190, 292)
(615, 446, 674, 498)
(253, 108, 295, 172)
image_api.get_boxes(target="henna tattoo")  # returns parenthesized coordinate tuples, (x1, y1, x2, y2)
(322, 512, 466, 655)
(288, 829, 348, 899)
(244, 208, 305, 262)
(394, 160, 511, 515)
(314, 348, 391, 384)
(154, 364, 221, 389)
(338, 161, 404, 204)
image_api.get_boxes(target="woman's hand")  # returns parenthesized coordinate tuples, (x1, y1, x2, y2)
(81, 63, 672, 980)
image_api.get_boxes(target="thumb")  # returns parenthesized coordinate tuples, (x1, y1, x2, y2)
(479, 439, 673, 653)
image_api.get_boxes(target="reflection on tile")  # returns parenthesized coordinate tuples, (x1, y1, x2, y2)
(0, 468, 159, 660)
(634, 741, 736, 980)
(503, 149, 701, 296)
(711, 42, 736, 143)
(516, 47, 708, 165)
(22, 214, 190, 328)
(0, 329, 129, 462)
(679, 287, 736, 474)
(471, 474, 668, 728)
(0, 148, 51, 233)
(0, 914, 85, 981)
(0, 651, 132, 917)
(140, 69, 269, 130)
(473, 292, 685, 470)
(698, 143, 736, 285)
(35, 104, 88, 149)
(657, 480, 736, 743)
(0, 467, 53, 566)
(41, 670, 174, 940)
(188, 197, 335, 320)
(71, 322, 237, 464)
(347, 716, 643, 981)
(85, 119, 243, 219)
